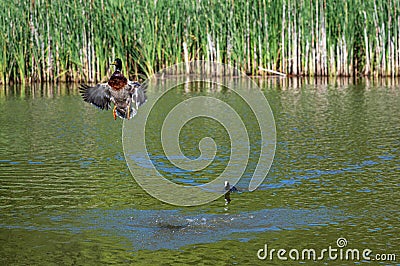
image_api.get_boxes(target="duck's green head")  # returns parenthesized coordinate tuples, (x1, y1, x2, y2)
(111, 58, 123, 71)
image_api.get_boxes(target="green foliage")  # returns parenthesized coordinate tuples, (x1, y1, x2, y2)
(0, 0, 399, 83)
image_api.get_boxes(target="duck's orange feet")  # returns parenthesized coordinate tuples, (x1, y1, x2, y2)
(113, 106, 117, 120)
(127, 107, 130, 120)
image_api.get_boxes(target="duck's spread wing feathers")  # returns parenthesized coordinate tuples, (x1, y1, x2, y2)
(128, 81, 147, 109)
(79, 83, 112, 110)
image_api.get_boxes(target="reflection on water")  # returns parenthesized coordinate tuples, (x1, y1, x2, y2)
(0, 79, 399, 265)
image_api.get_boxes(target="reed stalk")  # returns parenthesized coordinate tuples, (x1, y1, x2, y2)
(0, 0, 399, 84)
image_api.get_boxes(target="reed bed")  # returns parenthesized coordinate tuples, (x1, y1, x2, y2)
(0, 0, 399, 83)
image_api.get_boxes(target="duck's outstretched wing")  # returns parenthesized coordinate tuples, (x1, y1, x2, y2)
(79, 83, 112, 110)
(128, 81, 147, 109)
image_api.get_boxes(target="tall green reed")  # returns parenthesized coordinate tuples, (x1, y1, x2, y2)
(0, 0, 399, 84)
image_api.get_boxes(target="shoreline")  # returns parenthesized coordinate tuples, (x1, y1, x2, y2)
(2, 75, 400, 91)
(3, 72, 400, 86)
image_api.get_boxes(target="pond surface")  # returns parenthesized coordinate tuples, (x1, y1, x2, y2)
(0, 79, 399, 265)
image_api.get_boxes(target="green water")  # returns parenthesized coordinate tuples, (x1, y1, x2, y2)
(0, 79, 399, 265)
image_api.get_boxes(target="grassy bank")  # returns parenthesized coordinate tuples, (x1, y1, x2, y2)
(1, 0, 399, 83)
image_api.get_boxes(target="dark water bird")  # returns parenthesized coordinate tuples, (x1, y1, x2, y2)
(80, 58, 147, 120)
(224, 181, 238, 204)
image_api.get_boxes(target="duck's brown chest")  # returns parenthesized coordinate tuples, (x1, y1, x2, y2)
(108, 72, 127, 90)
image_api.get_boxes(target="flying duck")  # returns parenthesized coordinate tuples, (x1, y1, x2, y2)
(80, 58, 147, 120)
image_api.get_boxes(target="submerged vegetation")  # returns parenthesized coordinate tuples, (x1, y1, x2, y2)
(1, 0, 400, 83)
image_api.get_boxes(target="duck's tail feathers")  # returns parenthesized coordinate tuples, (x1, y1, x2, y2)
(116, 107, 137, 120)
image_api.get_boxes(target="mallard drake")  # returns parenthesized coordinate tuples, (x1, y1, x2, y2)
(80, 58, 147, 120)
